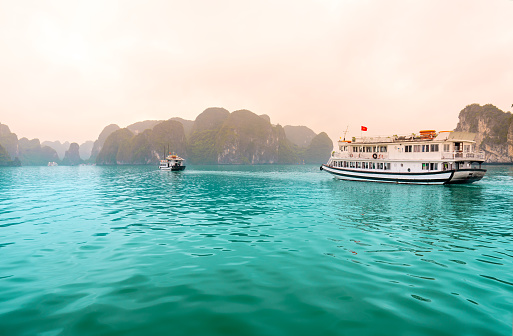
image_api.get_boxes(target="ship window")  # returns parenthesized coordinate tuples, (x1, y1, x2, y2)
(366, 147, 371, 152)
(372, 146, 377, 152)
(430, 163, 438, 170)
(430, 144, 439, 152)
(385, 163, 390, 170)
(422, 145, 430, 152)
(356, 162, 361, 168)
(352, 147, 358, 153)
(414, 145, 421, 152)
(405, 145, 412, 152)
(464, 145, 471, 152)
(443, 144, 450, 152)
(422, 163, 429, 170)
(379, 146, 387, 152)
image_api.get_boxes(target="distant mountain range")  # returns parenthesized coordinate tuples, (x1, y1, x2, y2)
(95, 108, 333, 165)
(4, 103, 510, 167)
(0, 107, 333, 166)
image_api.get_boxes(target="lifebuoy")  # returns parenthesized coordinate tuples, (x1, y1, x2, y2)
(350, 154, 353, 158)
(372, 153, 377, 159)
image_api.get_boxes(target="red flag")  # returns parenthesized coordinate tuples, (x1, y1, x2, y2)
(361, 126, 368, 131)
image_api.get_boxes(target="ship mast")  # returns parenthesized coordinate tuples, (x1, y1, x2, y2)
(342, 126, 349, 141)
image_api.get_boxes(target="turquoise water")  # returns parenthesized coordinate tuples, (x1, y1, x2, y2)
(0, 164, 512, 336)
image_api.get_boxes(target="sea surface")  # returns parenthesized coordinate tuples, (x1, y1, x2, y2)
(0, 164, 512, 336)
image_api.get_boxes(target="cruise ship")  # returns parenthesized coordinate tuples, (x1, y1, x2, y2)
(320, 130, 486, 184)
(159, 154, 186, 171)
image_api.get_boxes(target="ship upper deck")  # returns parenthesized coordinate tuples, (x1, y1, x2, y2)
(344, 131, 477, 145)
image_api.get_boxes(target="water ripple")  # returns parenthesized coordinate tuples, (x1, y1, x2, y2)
(0, 165, 512, 335)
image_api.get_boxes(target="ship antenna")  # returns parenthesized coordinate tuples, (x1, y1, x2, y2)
(343, 125, 349, 141)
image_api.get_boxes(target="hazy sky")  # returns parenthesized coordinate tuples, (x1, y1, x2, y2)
(1, 0, 512, 144)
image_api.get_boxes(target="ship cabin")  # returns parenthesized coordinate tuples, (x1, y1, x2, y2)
(329, 131, 485, 173)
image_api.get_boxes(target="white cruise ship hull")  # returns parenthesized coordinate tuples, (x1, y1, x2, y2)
(321, 165, 485, 185)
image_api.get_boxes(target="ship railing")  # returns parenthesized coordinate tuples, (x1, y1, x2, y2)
(332, 152, 389, 159)
(441, 151, 485, 160)
(352, 133, 426, 144)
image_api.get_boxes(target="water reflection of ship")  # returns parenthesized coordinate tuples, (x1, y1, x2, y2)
(323, 178, 485, 238)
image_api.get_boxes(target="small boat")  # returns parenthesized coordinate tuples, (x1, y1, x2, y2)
(159, 154, 186, 171)
(48, 162, 58, 166)
(320, 130, 486, 185)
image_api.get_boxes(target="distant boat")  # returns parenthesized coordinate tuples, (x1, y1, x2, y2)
(48, 162, 58, 166)
(159, 154, 186, 171)
(320, 130, 486, 184)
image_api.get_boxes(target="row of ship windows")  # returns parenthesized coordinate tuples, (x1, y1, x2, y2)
(332, 161, 439, 171)
(339, 146, 388, 152)
(404, 144, 439, 152)
(333, 161, 391, 170)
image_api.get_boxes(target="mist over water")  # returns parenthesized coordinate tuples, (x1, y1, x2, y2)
(0, 165, 512, 335)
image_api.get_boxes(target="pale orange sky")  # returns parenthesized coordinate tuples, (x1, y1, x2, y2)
(0, 0, 512, 144)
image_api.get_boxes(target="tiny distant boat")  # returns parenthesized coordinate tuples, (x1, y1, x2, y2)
(159, 154, 186, 171)
(48, 162, 58, 166)
(320, 130, 486, 185)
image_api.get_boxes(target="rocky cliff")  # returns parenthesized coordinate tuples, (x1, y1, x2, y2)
(0, 123, 59, 166)
(187, 108, 300, 164)
(61, 143, 84, 166)
(90, 124, 121, 162)
(18, 137, 60, 166)
(0, 123, 19, 160)
(454, 104, 513, 163)
(215, 109, 295, 164)
(0, 143, 16, 166)
(303, 132, 333, 164)
(96, 120, 187, 165)
(41, 140, 70, 160)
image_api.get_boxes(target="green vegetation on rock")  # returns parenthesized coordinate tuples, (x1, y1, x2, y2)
(96, 121, 187, 165)
(0, 143, 11, 166)
(455, 104, 513, 162)
(17, 138, 60, 166)
(61, 143, 84, 166)
(96, 128, 134, 165)
(93, 107, 333, 165)
(303, 132, 333, 164)
(90, 124, 121, 162)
